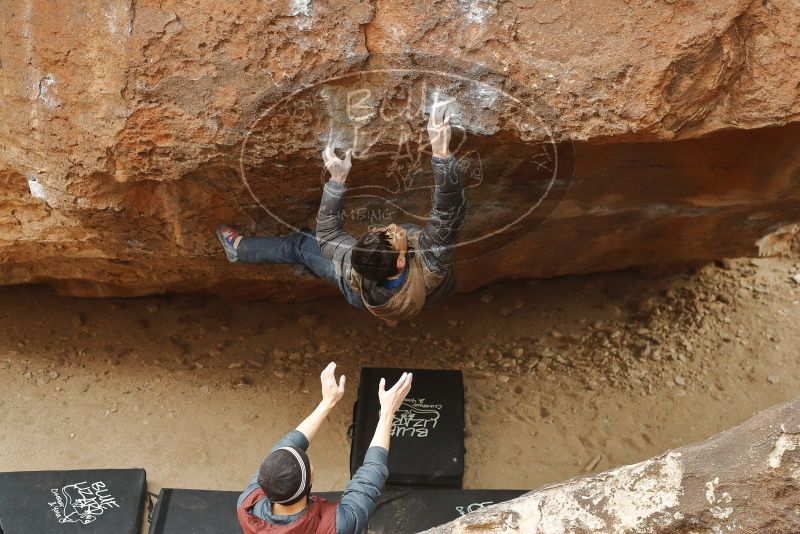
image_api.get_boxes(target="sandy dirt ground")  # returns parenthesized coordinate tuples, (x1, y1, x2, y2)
(1, 247, 799, 532)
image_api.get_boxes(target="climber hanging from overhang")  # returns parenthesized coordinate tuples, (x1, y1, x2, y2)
(216, 100, 466, 325)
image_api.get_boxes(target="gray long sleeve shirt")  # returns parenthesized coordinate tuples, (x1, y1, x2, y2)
(316, 155, 466, 307)
(238, 430, 388, 534)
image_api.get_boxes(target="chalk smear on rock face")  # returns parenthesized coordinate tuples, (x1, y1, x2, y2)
(458, 0, 498, 24)
(37, 74, 61, 108)
(290, 0, 312, 29)
(105, 6, 119, 35)
(704, 477, 734, 521)
(768, 431, 800, 471)
(603, 451, 683, 530)
(27, 176, 49, 204)
(289, 0, 311, 16)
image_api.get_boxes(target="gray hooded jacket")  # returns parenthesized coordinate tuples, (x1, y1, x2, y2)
(316, 155, 466, 309)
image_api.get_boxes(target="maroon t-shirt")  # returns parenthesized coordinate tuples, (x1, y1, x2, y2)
(238, 488, 337, 534)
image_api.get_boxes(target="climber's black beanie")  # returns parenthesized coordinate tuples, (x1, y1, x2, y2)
(257, 446, 312, 505)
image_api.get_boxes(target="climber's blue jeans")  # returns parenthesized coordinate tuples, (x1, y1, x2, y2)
(236, 232, 363, 308)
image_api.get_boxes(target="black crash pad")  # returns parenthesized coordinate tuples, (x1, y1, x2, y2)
(0, 468, 146, 534)
(368, 489, 528, 533)
(351, 368, 465, 488)
(148, 489, 343, 534)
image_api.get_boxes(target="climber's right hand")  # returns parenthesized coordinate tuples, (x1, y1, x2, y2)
(427, 98, 452, 159)
(322, 145, 353, 184)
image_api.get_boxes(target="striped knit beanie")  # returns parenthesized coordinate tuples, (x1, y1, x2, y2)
(257, 446, 312, 505)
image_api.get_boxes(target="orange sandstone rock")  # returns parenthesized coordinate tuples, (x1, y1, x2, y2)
(0, 0, 798, 298)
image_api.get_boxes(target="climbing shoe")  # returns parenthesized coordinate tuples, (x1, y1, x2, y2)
(216, 224, 240, 263)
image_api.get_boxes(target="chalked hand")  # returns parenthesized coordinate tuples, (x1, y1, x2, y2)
(320, 361, 346, 408)
(322, 145, 353, 184)
(427, 98, 453, 159)
(379, 372, 414, 418)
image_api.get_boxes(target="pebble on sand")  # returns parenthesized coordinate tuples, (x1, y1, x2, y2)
(584, 454, 603, 472)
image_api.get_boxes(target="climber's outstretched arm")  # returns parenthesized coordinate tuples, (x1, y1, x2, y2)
(420, 101, 467, 271)
(317, 146, 358, 268)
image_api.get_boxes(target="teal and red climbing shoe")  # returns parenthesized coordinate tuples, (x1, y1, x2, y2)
(216, 224, 240, 263)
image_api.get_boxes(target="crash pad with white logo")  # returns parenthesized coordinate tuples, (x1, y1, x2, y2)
(0, 468, 146, 534)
